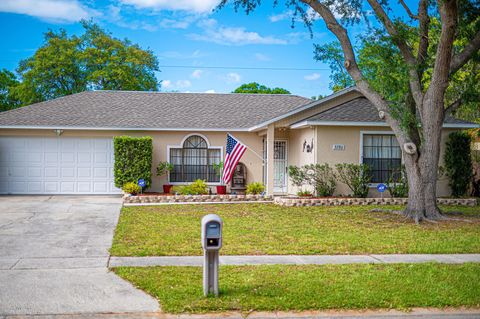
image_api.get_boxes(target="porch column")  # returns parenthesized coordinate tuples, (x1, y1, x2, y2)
(266, 124, 275, 195)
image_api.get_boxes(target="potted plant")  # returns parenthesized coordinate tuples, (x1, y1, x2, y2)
(212, 161, 227, 194)
(157, 161, 174, 194)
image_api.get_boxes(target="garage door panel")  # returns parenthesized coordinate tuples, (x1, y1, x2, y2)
(0, 137, 120, 195)
(28, 182, 43, 193)
(44, 182, 59, 193)
(28, 167, 42, 178)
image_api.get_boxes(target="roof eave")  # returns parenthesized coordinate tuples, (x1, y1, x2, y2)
(0, 125, 251, 132)
(291, 121, 480, 129)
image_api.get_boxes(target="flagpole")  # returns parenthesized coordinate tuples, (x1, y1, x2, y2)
(228, 133, 265, 162)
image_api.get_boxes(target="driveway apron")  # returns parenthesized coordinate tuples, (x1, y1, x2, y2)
(0, 196, 158, 315)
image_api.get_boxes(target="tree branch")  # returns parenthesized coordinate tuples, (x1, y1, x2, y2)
(445, 98, 463, 115)
(428, 0, 458, 94)
(399, 0, 418, 20)
(450, 29, 480, 76)
(300, 0, 413, 148)
(416, 0, 430, 68)
(366, 0, 424, 107)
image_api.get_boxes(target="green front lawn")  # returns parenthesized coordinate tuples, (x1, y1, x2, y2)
(111, 204, 480, 256)
(113, 263, 480, 313)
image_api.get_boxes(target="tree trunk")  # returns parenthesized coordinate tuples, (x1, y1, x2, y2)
(403, 94, 445, 222)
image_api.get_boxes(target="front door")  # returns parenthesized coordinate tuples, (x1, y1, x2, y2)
(273, 140, 287, 193)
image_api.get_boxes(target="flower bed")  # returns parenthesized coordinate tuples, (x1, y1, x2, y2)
(274, 196, 478, 207)
(123, 194, 273, 204)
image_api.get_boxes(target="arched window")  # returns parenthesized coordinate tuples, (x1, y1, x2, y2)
(170, 135, 221, 183)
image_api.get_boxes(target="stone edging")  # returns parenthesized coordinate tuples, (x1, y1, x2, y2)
(274, 196, 478, 207)
(123, 194, 273, 204)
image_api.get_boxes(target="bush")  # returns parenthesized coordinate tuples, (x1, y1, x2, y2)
(114, 136, 153, 189)
(387, 165, 409, 198)
(172, 179, 209, 195)
(304, 163, 336, 197)
(335, 163, 371, 198)
(288, 165, 307, 190)
(246, 182, 265, 195)
(297, 190, 313, 197)
(122, 182, 142, 195)
(156, 161, 173, 177)
(444, 131, 473, 197)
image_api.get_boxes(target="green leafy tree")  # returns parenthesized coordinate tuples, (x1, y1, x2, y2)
(233, 82, 290, 94)
(13, 20, 159, 106)
(220, 0, 480, 221)
(0, 69, 21, 112)
(444, 132, 473, 197)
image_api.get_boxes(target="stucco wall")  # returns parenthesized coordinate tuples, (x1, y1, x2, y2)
(287, 127, 315, 194)
(0, 129, 264, 192)
(311, 126, 454, 197)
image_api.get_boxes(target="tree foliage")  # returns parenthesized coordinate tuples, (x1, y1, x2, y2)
(0, 69, 21, 112)
(8, 20, 159, 108)
(233, 82, 290, 94)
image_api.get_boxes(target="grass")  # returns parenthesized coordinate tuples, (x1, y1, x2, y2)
(113, 263, 480, 313)
(110, 203, 480, 256)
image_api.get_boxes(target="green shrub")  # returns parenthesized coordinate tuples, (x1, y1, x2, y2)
(246, 182, 265, 195)
(156, 161, 173, 177)
(297, 190, 313, 196)
(288, 165, 307, 190)
(304, 163, 336, 197)
(172, 179, 209, 195)
(444, 131, 473, 197)
(335, 163, 371, 198)
(387, 165, 409, 198)
(114, 136, 153, 189)
(122, 182, 142, 195)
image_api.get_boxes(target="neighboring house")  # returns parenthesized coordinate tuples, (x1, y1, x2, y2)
(0, 87, 477, 196)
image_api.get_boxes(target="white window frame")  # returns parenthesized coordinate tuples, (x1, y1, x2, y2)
(359, 130, 402, 187)
(167, 133, 223, 186)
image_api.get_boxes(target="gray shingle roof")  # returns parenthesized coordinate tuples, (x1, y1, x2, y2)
(0, 90, 312, 129)
(301, 97, 475, 125)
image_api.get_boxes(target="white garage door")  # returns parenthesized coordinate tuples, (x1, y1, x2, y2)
(0, 137, 120, 194)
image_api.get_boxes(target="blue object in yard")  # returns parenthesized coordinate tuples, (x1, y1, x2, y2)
(377, 183, 387, 193)
(138, 179, 146, 188)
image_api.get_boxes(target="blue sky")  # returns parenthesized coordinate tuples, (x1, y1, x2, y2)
(0, 0, 392, 98)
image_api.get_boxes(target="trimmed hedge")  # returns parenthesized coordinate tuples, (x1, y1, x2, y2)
(444, 131, 473, 197)
(113, 136, 153, 189)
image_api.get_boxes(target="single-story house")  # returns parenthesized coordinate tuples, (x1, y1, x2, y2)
(0, 87, 477, 196)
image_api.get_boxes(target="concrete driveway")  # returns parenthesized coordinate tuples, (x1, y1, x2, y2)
(0, 196, 158, 315)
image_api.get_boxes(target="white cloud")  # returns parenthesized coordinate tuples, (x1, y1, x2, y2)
(190, 69, 203, 79)
(162, 79, 192, 90)
(0, 0, 97, 23)
(190, 19, 287, 46)
(158, 50, 205, 60)
(304, 73, 321, 81)
(119, 0, 220, 13)
(226, 72, 241, 83)
(161, 80, 173, 89)
(269, 10, 294, 23)
(255, 53, 270, 61)
(159, 18, 190, 29)
(204, 89, 216, 93)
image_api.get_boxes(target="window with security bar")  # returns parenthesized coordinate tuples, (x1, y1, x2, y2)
(169, 135, 221, 183)
(362, 134, 402, 183)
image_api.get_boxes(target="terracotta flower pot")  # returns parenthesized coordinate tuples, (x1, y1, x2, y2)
(163, 184, 172, 194)
(216, 185, 227, 195)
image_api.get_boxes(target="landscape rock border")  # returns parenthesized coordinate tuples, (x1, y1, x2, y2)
(124, 194, 477, 206)
(274, 196, 478, 207)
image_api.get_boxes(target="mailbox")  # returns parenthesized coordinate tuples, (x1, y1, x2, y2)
(201, 214, 223, 297)
(201, 214, 223, 250)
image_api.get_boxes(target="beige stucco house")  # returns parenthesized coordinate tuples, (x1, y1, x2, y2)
(0, 87, 477, 196)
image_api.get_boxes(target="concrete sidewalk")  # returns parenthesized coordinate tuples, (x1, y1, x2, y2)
(109, 254, 480, 267)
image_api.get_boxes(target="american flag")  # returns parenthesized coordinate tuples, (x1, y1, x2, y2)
(222, 134, 247, 184)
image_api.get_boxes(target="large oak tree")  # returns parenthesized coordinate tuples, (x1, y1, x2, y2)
(220, 0, 480, 221)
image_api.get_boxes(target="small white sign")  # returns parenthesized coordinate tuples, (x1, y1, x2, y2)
(332, 144, 345, 151)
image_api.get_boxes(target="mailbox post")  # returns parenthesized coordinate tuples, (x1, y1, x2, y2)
(201, 214, 223, 297)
